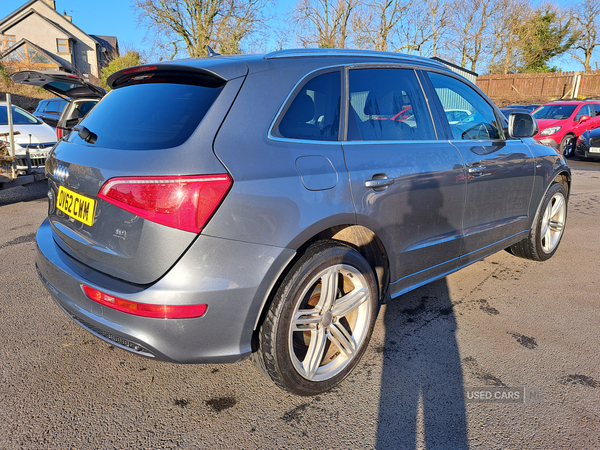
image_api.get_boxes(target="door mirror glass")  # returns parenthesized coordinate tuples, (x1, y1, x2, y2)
(508, 112, 538, 138)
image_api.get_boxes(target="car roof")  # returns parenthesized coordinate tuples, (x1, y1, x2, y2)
(108, 49, 455, 89)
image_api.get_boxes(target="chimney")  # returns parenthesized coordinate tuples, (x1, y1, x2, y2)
(63, 11, 72, 22)
(41, 0, 56, 9)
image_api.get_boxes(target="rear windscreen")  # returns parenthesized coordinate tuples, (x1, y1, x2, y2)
(67, 82, 223, 150)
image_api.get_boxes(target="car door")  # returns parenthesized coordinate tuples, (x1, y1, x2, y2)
(424, 71, 535, 265)
(341, 67, 466, 297)
(573, 103, 600, 136)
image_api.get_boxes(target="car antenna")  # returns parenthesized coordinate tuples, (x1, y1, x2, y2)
(206, 46, 220, 57)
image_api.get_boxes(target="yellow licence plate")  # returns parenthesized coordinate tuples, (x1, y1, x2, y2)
(57, 186, 96, 226)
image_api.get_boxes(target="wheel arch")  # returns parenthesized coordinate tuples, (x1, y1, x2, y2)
(252, 224, 390, 340)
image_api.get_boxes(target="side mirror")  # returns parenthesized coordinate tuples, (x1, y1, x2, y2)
(579, 114, 591, 123)
(508, 112, 538, 138)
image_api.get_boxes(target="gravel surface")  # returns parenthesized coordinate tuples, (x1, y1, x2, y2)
(0, 161, 598, 449)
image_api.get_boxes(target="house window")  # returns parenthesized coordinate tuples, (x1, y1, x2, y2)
(4, 35, 16, 49)
(56, 38, 69, 53)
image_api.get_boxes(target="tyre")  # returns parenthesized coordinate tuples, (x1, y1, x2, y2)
(254, 241, 379, 396)
(559, 135, 576, 158)
(509, 183, 567, 261)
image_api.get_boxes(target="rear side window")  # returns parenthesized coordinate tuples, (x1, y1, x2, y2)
(68, 83, 222, 150)
(276, 71, 341, 141)
(348, 68, 436, 141)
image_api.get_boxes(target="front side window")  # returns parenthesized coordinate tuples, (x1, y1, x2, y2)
(348, 68, 436, 141)
(576, 104, 592, 120)
(276, 71, 341, 141)
(428, 72, 502, 140)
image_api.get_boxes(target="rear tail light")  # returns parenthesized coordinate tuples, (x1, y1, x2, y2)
(56, 127, 63, 139)
(98, 174, 232, 233)
(82, 284, 207, 319)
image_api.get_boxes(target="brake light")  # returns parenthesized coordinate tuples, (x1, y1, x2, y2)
(98, 174, 232, 233)
(82, 284, 207, 319)
(123, 66, 158, 74)
(56, 127, 63, 139)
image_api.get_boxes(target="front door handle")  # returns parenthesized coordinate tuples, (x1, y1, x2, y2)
(365, 178, 395, 189)
(468, 165, 486, 176)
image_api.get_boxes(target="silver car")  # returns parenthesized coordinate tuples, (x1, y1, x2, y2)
(35, 49, 570, 396)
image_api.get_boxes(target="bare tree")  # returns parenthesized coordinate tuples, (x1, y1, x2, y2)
(396, 2, 436, 55)
(569, 0, 600, 71)
(447, 0, 496, 72)
(294, 0, 360, 48)
(134, 0, 272, 58)
(487, 0, 529, 73)
(351, 0, 408, 51)
(424, 0, 450, 57)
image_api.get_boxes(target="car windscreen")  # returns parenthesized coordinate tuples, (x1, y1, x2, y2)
(0, 105, 41, 125)
(532, 104, 577, 120)
(67, 82, 223, 150)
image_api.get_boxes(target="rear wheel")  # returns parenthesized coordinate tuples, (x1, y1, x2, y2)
(254, 241, 379, 396)
(559, 135, 576, 158)
(509, 183, 567, 261)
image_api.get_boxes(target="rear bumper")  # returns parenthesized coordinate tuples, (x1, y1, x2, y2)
(36, 218, 295, 363)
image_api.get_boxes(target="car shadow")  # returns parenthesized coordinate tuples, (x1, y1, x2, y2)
(375, 278, 468, 449)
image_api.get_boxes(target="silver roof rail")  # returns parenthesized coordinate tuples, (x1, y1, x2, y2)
(264, 48, 445, 67)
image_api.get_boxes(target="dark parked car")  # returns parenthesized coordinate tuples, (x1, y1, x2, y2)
(500, 107, 532, 119)
(504, 104, 540, 112)
(35, 49, 570, 396)
(33, 97, 68, 126)
(575, 127, 600, 161)
(11, 70, 105, 139)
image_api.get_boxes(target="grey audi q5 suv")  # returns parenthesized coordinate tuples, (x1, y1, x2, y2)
(36, 49, 570, 396)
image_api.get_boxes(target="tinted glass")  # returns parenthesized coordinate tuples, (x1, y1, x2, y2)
(68, 83, 222, 150)
(44, 100, 61, 114)
(277, 71, 341, 141)
(532, 104, 577, 120)
(594, 105, 600, 116)
(348, 68, 436, 141)
(428, 72, 502, 140)
(0, 105, 40, 125)
(76, 100, 98, 118)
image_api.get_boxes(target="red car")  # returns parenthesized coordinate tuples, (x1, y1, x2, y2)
(532, 100, 600, 157)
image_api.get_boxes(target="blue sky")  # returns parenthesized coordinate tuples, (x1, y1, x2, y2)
(0, 0, 589, 71)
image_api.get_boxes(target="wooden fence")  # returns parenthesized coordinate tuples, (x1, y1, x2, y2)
(477, 71, 600, 101)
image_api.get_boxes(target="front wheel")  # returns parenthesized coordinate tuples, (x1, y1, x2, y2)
(560, 135, 576, 158)
(509, 183, 567, 261)
(254, 241, 379, 396)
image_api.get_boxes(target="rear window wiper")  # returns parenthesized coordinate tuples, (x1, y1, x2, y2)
(73, 125, 97, 144)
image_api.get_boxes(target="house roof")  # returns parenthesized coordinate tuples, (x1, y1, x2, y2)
(0, 0, 101, 47)
(90, 35, 119, 55)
